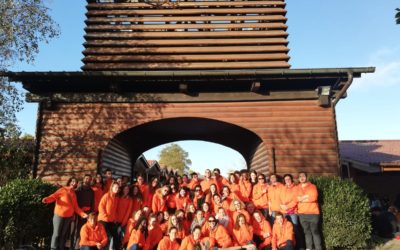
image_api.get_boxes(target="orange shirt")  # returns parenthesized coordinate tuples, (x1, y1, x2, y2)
(143, 188, 155, 208)
(229, 183, 241, 200)
(175, 194, 190, 211)
(157, 236, 180, 250)
(117, 196, 133, 226)
(233, 225, 253, 246)
(214, 176, 229, 192)
(144, 225, 164, 250)
(279, 184, 299, 214)
(188, 179, 200, 191)
(252, 218, 272, 247)
(252, 183, 269, 208)
(297, 182, 320, 215)
(91, 184, 104, 213)
(42, 186, 85, 218)
(152, 191, 167, 213)
(232, 209, 251, 224)
(267, 182, 284, 213)
(200, 179, 217, 194)
(238, 179, 252, 202)
(136, 183, 148, 196)
(98, 192, 119, 222)
(128, 229, 146, 249)
(79, 222, 108, 248)
(272, 219, 294, 249)
(167, 193, 177, 210)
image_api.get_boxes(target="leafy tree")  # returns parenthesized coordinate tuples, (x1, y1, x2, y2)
(396, 8, 400, 25)
(158, 143, 192, 174)
(0, 0, 59, 134)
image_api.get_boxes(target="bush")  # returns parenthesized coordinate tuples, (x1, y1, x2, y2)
(309, 176, 372, 250)
(0, 178, 57, 249)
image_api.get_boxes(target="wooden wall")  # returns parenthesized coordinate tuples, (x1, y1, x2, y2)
(37, 100, 339, 184)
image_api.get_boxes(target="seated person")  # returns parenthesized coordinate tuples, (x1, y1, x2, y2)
(79, 212, 108, 250)
(271, 212, 294, 250)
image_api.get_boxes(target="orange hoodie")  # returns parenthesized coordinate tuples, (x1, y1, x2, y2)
(279, 184, 299, 214)
(91, 184, 104, 213)
(157, 236, 180, 250)
(98, 192, 119, 222)
(232, 209, 251, 224)
(143, 225, 164, 250)
(203, 224, 232, 248)
(175, 193, 190, 211)
(200, 179, 217, 194)
(79, 222, 108, 248)
(123, 218, 136, 245)
(152, 190, 167, 213)
(128, 229, 146, 249)
(268, 182, 284, 213)
(117, 196, 133, 226)
(252, 218, 272, 247)
(233, 225, 253, 246)
(42, 186, 86, 218)
(297, 182, 320, 215)
(238, 179, 252, 202)
(188, 179, 200, 191)
(271, 219, 294, 249)
(179, 235, 215, 250)
(252, 183, 269, 209)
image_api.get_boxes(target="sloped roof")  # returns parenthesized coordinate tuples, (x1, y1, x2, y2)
(339, 140, 400, 172)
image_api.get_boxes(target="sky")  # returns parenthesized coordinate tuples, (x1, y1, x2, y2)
(10, 0, 400, 176)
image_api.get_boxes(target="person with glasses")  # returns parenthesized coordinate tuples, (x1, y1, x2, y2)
(202, 215, 233, 248)
(152, 185, 170, 213)
(193, 184, 207, 210)
(231, 199, 251, 224)
(239, 170, 253, 203)
(252, 174, 269, 220)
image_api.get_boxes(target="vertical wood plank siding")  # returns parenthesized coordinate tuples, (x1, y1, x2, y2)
(38, 100, 338, 184)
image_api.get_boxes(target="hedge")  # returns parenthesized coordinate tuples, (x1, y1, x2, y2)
(0, 178, 57, 249)
(309, 176, 372, 250)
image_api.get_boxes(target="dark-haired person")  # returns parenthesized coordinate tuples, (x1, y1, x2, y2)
(252, 174, 269, 219)
(42, 177, 88, 250)
(157, 227, 180, 250)
(297, 172, 322, 250)
(92, 174, 105, 213)
(144, 177, 159, 208)
(271, 212, 294, 250)
(79, 212, 107, 250)
(202, 215, 233, 248)
(180, 225, 214, 250)
(104, 168, 113, 191)
(98, 181, 120, 250)
(117, 185, 134, 247)
(144, 214, 164, 250)
(252, 210, 272, 250)
(193, 184, 207, 210)
(213, 168, 229, 192)
(188, 172, 201, 192)
(127, 216, 148, 250)
(239, 170, 252, 203)
(267, 174, 284, 223)
(250, 170, 258, 186)
(201, 169, 217, 194)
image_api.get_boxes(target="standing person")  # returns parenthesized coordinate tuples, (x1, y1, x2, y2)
(297, 172, 322, 250)
(98, 181, 120, 250)
(193, 185, 207, 210)
(201, 169, 217, 194)
(73, 174, 95, 250)
(271, 212, 294, 250)
(127, 216, 148, 250)
(135, 174, 147, 196)
(117, 185, 134, 246)
(144, 177, 159, 208)
(104, 168, 113, 192)
(250, 170, 258, 186)
(252, 174, 269, 219)
(232, 213, 255, 247)
(42, 177, 88, 250)
(239, 170, 253, 203)
(213, 168, 229, 192)
(268, 174, 284, 223)
(152, 185, 170, 213)
(228, 173, 241, 200)
(188, 172, 201, 192)
(252, 210, 272, 250)
(92, 174, 105, 213)
(79, 212, 108, 250)
(157, 227, 180, 250)
(180, 174, 190, 189)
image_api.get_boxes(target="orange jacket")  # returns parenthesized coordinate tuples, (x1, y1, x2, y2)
(252, 183, 269, 208)
(297, 182, 320, 215)
(214, 176, 229, 192)
(228, 183, 241, 200)
(203, 224, 232, 248)
(144, 225, 164, 250)
(175, 194, 190, 211)
(188, 179, 200, 191)
(268, 183, 284, 213)
(152, 190, 167, 213)
(167, 193, 177, 209)
(179, 235, 215, 250)
(91, 184, 104, 213)
(272, 219, 294, 249)
(233, 225, 253, 246)
(143, 188, 155, 208)
(104, 178, 113, 193)
(79, 222, 108, 248)
(252, 218, 272, 247)
(157, 236, 180, 250)
(132, 197, 143, 212)
(200, 179, 217, 194)
(128, 229, 146, 249)
(123, 218, 137, 245)
(232, 209, 251, 224)
(117, 196, 133, 226)
(136, 183, 148, 196)
(238, 179, 252, 202)
(279, 184, 299, 214)
(42, 186, 86, 218)
(98, 192, 119, 222)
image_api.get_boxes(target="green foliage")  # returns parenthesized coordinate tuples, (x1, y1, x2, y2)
(309, 176, 372, 250)
(158, 143, 192, 174)
(0, 135, 35, 186)
(0, 178, 57, 249)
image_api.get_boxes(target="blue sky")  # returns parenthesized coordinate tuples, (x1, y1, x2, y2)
(11, 0, 400, 175)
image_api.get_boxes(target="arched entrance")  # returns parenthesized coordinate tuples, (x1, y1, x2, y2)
(100, 117, 269, 179)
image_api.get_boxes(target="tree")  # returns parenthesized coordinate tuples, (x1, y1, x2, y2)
(396, 8, 400, 25)
(0, 0, 59, 135)
(158, 143, 192, 174)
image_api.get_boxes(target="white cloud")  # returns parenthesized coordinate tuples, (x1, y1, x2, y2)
(352, 47, 400, 90)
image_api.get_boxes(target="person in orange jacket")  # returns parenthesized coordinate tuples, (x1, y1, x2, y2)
(252, 210, 272, 250)
(238, 170, 253, 203)
(132, 185, 144, 213)
(42, 176, 88, 250)
(297, 172, 322, 250)
(228, 173, 241, 201)
(157, 227, 180, 250)
(188, 172, 201, 191)
(201, 169, 217, 194)
(104, 168, 113, 192)
(123, 209, 143, 247)
(252, 174, 269, 219)
(268, 174, 284, 223)
(127, 216, 148, 250)
(231, 199, 251, 224)
(117, 185, 134, 246)
(92, 174, 105, 213)
(232, 213, 255, 247)
(168, 214, 186, 243)
(202, 215, 233, 248)
(144, 177, 159, 208)
(135, 174, 148, 198)
(271, 212, 294, 250)
(98, 181, 120, 250)
(79, 212, 108, 250)
(212, 168, 229, 192)
(175, 187, 190, 212)
(180, 225, 215, 250)
(144, 214, 164, 250)
(152, 185, 170, 213)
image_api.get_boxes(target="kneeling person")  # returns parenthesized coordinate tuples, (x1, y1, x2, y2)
(80, 212, 108, 250)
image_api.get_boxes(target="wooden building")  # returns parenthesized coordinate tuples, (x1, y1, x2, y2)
(3, 0, 374, 184)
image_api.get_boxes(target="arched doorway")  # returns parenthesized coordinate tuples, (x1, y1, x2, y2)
(100, 117, 269, 179)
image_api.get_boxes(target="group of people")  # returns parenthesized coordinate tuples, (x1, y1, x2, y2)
(43, 168, 322, 250)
